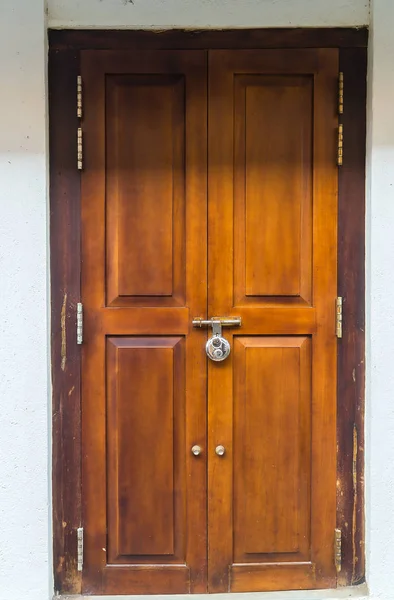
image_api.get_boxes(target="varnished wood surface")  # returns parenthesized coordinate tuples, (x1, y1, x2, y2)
(106, 337, 185, 561)
(49, 27, 368, 51)
(81, 50, 208, 594)
(233, 337, 311, 561)
(208, 49, 338, 592)
(50, 37, 367, 595)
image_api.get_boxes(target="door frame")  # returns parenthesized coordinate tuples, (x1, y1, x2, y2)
(49, 27, 367, 595)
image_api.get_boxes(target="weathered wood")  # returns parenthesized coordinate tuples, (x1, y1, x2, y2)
(49, 27, 368, 51)
(337, 47, 367, 586)
(49, 48, 82, 595)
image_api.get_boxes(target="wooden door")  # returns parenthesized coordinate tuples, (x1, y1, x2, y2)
(80, 50, 208, 594)
(80, 47, 338, 595)
(207, 49, 338, 592)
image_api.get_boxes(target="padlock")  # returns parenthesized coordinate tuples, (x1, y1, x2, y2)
(205, 334, 231, 362)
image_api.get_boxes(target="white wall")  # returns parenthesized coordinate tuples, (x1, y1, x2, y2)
(5, 0, 394, 599)
(48, 0, 370, 29)
(0, 1, 49, 600)
(366, 0, 394, 596)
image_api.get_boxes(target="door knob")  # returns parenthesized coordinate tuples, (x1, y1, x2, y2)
(215, 445, 226, 456)
(191, 445, 202, 456)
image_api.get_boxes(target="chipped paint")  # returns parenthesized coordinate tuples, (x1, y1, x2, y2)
(61, 293, 67, 371)
(352, 423, 358, 582)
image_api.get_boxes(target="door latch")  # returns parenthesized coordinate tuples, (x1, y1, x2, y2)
(192, 317, 241, 362)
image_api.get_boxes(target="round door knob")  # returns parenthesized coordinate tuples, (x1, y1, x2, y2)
(215, 445, 225, 456)
(191, 445, 202, 456)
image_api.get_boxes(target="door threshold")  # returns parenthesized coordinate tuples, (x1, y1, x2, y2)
(58, 583, 368, 600)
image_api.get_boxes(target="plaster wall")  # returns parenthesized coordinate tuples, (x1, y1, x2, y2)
(48, 0, 370, 29)
(0, 1, 49, 600)
(3, 0, 394, 599)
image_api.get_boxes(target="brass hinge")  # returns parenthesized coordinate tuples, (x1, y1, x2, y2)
(77, 302, 83, 345)
(337, 124, 343, 167)
(338, 72, 344, 115)
(336, 297, 343, 338)
(77, 75, 83, 118)
(77, 127, 83, 171)
(77, 527, 84, 571)
(334, 528, 342, 572)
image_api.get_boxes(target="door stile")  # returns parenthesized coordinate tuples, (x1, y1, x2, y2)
(309, 49, 339, 584)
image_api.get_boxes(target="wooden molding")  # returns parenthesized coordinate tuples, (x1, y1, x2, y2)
(337, 47, 367, 586)
(49, 48, 82, 595)
(49, 27, 368, 51)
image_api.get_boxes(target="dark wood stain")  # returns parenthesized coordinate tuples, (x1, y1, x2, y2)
(337, 47, 367, 586)
(49, 48, 82, 595)
(49, 27, 368, 51)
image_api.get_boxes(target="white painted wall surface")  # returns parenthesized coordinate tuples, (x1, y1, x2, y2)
(48, 0, 370, 29)
(0, 1, 49, 600)
(366, 0, 394, 596)
(4, 0, 394, 599)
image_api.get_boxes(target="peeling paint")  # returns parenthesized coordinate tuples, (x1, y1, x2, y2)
(352, 368, 356, 382)
(61, 293, 67, 371)
(68, 385, 75, 397)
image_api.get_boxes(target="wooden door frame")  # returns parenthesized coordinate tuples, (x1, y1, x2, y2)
(49, 27, 367, 595)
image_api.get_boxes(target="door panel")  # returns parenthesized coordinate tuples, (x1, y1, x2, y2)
(107, 336, 185, 562)
(233, 336, 311, 562)
(106, 75, 186, 306)
(81, 50, 207, 595)
(234, 75, 312, 305)
(208, 49, 338, 592)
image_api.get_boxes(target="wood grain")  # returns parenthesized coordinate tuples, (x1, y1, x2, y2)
(49, 48, 82, 595)
(337, 47, 367, 586)
(106, 337, 185, 561)
(233, 337, 311, 561)
(234, 74, 312, 304)
(50, 36, 367, 595)
(80, 50, 208, 594)
(106, 75, 185, 305)
(208, 49, 338, 592)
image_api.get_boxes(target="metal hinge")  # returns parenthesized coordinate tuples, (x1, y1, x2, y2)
(336, 297, 343, 338)
(334, 528, 342, 572)
(337, 124, 343, 167)
(77, 75, 83, 118)
(77, 527, 84, 572)
(77, 127, 83, 171)
(338, 72, 344, 115)
(77, 302, 83, 345)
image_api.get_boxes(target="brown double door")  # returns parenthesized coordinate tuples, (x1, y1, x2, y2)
(81, 48, 338, 594)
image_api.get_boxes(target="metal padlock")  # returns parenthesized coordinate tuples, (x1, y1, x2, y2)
(206, 333, 231, 362)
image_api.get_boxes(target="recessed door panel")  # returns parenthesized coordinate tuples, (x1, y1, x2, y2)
(106, 75, 186, 307)
(234, 75, 313, 306)
(233, 336, 311, 561)
(107, 336, 185, 563)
